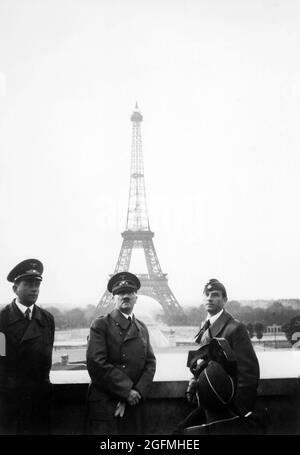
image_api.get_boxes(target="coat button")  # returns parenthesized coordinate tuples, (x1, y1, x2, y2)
(122, 364, 126, 368)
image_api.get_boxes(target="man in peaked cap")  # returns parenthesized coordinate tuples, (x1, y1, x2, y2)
(175, 278, 260, 433)
(86, 271, 156, 435)
(0, 259, 55, 434)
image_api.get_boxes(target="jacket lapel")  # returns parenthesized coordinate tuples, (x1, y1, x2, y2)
(4, 301, 28, 344)
(6, 300, 24, 326)
(110, 309, 129, 330)
(20, 319, 41, 343)
(124, 316, 140, 342)
(209, 310, 232, 338)
(110, 309, 140, 341)
(197, 311, 233, 345)
(194, 321, 207, 343)
(5, 301, 43, 344)
(32, 305, 45, 326)
(200, 326, 212, 345)
(20, 305, 45, 344)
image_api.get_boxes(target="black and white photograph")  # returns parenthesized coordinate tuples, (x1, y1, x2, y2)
(0, 0, 300, 443)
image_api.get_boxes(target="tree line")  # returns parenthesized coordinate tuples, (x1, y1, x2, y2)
(45, 299, 300, 331)
(158, 300, 300, 326)
(43, 300, 300, 346)
(45, 304, 97, 329)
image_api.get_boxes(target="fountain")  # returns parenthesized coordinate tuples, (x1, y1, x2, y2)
(134, 310, 170, 349)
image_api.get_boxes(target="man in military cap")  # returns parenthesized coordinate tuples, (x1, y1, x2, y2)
(0, 259, 55, 434)
(86, 271, 156, 435)
(175, 278, 260, 433)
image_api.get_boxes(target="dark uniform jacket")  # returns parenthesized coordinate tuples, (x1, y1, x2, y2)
(196, 310, 260, 413)
(0, 300, 55, 434)
(86, 309, 156, 433)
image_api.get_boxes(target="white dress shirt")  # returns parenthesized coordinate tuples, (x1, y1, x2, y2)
(15, 299, 34, 320)
(120, 311, 134, 320)
(206, 309, 224, 326)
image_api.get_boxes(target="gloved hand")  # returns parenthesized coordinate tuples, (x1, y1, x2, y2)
(126, 389, 141, 406)
(114, 401, 126, 418)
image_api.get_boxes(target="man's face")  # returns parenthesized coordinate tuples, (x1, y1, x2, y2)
(204, 289, 227, 316)
(114, 291, 137, 315)
(13, 278, 41, 306)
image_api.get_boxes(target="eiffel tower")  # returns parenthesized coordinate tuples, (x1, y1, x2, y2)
(97, 104, 186, 322)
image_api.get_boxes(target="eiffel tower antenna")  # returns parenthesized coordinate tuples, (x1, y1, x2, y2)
(97, 104, 186, 322)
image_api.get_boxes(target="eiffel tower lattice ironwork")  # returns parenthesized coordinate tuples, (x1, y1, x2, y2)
(97, 104, 186, 321)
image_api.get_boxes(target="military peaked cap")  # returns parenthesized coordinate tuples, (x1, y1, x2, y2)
(197, 361, 235, 411)
(7, 259, 44, 283)
(107, 272, 140, 295)
(204, 278, 227, 299)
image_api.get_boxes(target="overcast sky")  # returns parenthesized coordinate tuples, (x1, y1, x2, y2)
(0, 0, 300, 311)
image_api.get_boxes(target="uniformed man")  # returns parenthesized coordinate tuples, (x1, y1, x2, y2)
(0, 259, 55, 434)
(86, 272, 156, 435)
(175, 278, 260, 433)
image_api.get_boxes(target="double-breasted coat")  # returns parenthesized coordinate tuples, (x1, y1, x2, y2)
(0, 300, 55, 434)
(86, 309, 156, 435)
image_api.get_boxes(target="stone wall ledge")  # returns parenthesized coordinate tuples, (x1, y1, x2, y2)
(50, 378, 300, 434)
(52, 377, 300, 399)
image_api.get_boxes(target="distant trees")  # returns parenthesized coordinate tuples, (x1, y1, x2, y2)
(225, 300, 300, 329)
(157, 304, 207, 326)
(246, 323, 254, 338)
(85, 304, 98, 327)
(226, 301, 241, 315)
(170, 300, 300, 330)
(282, 316, 300, 346)
(45, 306, 68, 329)
(45, 304, 97, 329)
(254, 322, 265, 340)
(44, 300, 300, 332)
(185, 305, 207, 326)
(65, 308, 85, 329)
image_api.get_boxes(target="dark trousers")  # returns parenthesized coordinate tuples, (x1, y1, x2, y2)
(174, 386, 261, 435)
(0, 384, 52, 435)
(173, 406, 206, 434)
(86, 400, 145, 435)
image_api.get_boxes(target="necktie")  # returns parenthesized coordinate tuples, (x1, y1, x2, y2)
(124, 316, 132, 335)
(24, 308, 31, 320)
(203, 319, 211, 332)
(195, 319, 210, 344)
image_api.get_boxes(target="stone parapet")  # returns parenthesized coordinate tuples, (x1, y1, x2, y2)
(50, 377, 300, 435)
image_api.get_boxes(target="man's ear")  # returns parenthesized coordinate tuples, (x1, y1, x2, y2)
(12, 284, 18, 294)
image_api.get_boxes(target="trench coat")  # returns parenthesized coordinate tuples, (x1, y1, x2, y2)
(86, 309, 156, 435)
(0, 300, 55, 434)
